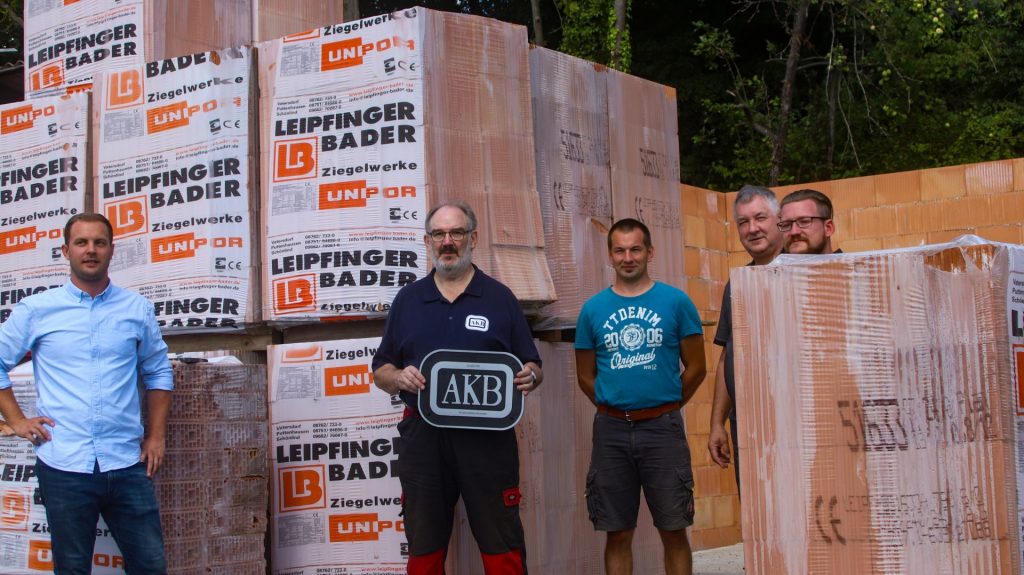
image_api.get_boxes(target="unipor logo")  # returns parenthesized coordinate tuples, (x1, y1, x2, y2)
(1, 104, 56, 134)
(273, 138, 317, 182)
(329, 513, 405, 542)
(105, 197, 148, 239)
(0, 227, 62, 256)
(282, 343, 322, 363)
(0, 489, 29, 531)
(325, 365, 373, 396)
(278, 466, 326, 512)
(151, 233, 243, 263)
(106, 69, 143, 109)
(273, 274, 317, 314)
(318, 181, 417, 210)
(146, 99, 217, 134)
(320, 36, 415, 71)
(29, 62, 64, 93)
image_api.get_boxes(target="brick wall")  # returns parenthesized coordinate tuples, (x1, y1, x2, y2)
(682, 157, 1024, 550)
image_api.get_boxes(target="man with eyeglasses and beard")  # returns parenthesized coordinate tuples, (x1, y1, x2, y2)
(373, 201, 543, 575)
(778, 189, 840, 255)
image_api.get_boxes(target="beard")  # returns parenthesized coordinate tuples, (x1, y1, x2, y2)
(433, 243, 473, 279)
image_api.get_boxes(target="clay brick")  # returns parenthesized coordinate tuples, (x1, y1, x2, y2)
(927, 229, 972, 244)
(684, 215, 707, 247)
(882, 234, 928, 250)
(728, 251, 749, 270)
(832, 212, 853, 239)
(1013, 158, 1024, 192)
(875, 170, 922, 206)
(990, 191, 1024, 225)
(709, 252, 729, 283)
(709, 281, 725, 311)
(712, 495, 736, 528)
(967, 194, 994, 228)
(895, 203, 924, 235)
(920, 201, 945, 232)
(840, 238, 883, 253)
(726, 223, 743, 252)
(965, 159, 1013, 195)
(723, 191, 738, 217)
(704, 189, 723, 219)
(681, 184, 702, 216)
(687, 278, 711, 311)
(976, 225, 1023, 244)
(684, 247, 703, 278)
(828, 176, 875, 211)
(921, 164, 966, 201)
(692, 496, 715, 529)
(705, 218, 728, 252)
(689, 525, 742, 551)
(942, 197, 975, 230)
(852, 206, 897, 239)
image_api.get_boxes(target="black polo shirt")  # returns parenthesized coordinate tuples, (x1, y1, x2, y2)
(372, 266, 542, 409)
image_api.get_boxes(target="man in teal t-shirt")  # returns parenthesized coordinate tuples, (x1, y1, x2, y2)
(575, 218, 706, 575)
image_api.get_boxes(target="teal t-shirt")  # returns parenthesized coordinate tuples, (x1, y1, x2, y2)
(575, 282, 703, 410)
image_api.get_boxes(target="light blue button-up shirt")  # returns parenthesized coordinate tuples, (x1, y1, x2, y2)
(0, 282, 173, 473)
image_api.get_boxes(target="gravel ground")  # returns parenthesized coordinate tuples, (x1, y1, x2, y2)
(693, 543, 744, 574)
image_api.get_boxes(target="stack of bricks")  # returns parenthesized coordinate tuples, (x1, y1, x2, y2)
(156, 361, 268, 575)
(679, 183, 737, 550)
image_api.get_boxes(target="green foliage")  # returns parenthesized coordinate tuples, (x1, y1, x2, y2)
(0, 0, 21, 66)
(557, 0, 631, 72)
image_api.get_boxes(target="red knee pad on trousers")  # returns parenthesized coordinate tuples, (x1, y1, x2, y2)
(407, 549, 445, 575)
(480, 550, 525, 575)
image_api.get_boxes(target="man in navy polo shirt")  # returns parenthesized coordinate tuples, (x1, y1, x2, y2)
(373, 200, 543, 575)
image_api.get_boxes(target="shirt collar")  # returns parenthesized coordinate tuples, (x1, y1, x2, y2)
(421, 265, 483, 303)
(64, 281, 114, 302)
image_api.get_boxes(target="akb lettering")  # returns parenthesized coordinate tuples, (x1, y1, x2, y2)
(26, 25, 137, 69)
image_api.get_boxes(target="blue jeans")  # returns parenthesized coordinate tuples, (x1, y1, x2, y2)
(35, 459, 167, 575)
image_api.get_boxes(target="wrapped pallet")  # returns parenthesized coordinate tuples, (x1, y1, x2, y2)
(257, 8, 554, 324)
(267, 338, 405, 575)
(0, 93, 89, 325)
(0, 360, 268, 575)
(529, 47, 613, 330)
(23, 0, 346, 99)
(607, 69, 683, 289)
(91, 47, 259, 332)
(732, 236, 1024, 574)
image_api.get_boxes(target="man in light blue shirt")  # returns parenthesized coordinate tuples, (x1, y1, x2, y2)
(0, 213, 173, 575)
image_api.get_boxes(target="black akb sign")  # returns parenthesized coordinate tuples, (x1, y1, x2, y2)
(417, 349, 524, 430)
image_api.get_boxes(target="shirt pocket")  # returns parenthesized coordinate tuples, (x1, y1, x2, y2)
(96, 324, 139, 358)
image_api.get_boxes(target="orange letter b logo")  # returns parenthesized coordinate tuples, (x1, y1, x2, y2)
(279, 466, 325, 512)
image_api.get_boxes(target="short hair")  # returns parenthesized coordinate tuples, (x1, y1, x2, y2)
(733, 185, 779, 220)
(780, 188, 833, 219)
(607, 218, 652, 249)
(64, 213, 114, 245)
(425, 200, 478, 233)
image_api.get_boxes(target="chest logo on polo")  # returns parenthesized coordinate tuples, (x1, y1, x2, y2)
(465, 315, 488, 332)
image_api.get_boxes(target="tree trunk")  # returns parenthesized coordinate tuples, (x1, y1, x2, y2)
(610, 0, 627, 70)
(530, 0, 545, 47)
(343, 0, 359, 23)
(826, 69, 837, 179)
(768, 0, 811, 186)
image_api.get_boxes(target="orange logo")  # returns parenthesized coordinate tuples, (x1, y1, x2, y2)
(151, 233, 242, 263)
(0, 227, 61, 256)
(283, 28, 321, 42)
(28, 540, 52, 570)
(282, 344, 322, 363)
(106, 69, 143, 109)
(1, 104, 56, 134)
(106, 198, 147, 239)
(320, 37, 414, 72)
(146, 100, 217, 134)
(274, 138, 317, 181)
(325, 365, 373, 396)
(318, 182, 417, 210)
(29, 62, 64, 92)
(273, 275, 316, 314)
(279, 466, 326, 512)
(329, 513, 404, 542)
(0, 489, 29, 531)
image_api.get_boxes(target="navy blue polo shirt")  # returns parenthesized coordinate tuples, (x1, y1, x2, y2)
(372, 266, 541, 408)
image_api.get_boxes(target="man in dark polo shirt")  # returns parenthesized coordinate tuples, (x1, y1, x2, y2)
(372, 200, 543, 575)
(708, 186, 785, 489)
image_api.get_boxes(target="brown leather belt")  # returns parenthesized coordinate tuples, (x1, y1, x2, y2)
(597, 401, 682, 422)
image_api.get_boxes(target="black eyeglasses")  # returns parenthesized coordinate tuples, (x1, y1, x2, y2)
(428, 229, 471, 242)
(777, 216, 828, 232)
